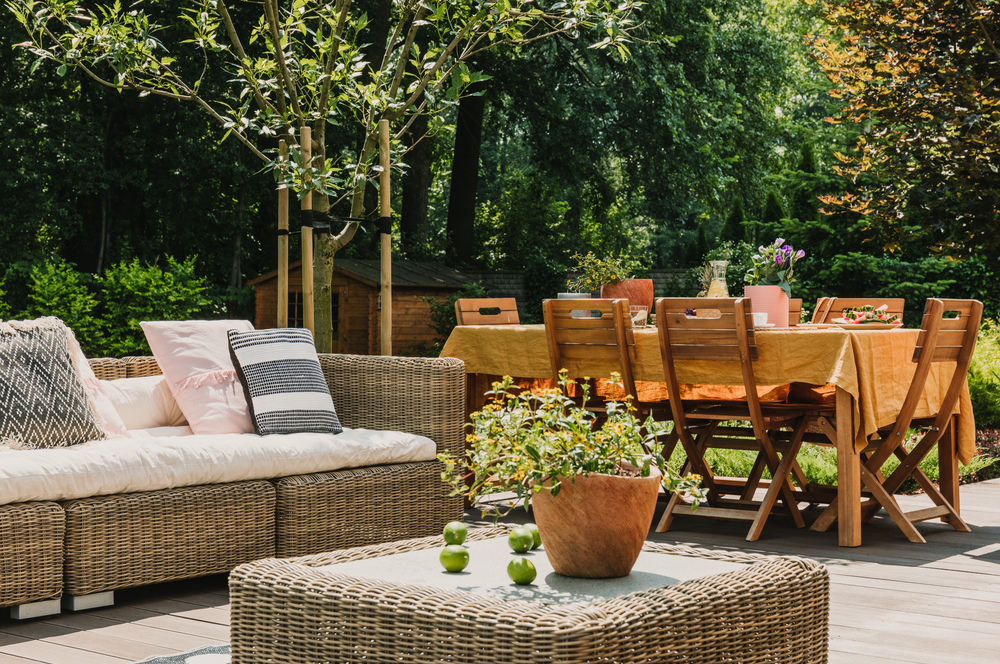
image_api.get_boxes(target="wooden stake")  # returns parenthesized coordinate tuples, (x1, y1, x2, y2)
(379, 119, 392, 356)
(277, 139, 289, 328)
(300, 126, 315, 335)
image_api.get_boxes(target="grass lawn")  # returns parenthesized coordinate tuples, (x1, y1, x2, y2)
(663, 427, 1000, 492)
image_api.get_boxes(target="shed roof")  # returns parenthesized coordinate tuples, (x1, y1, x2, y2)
(249, 259, 475, 290)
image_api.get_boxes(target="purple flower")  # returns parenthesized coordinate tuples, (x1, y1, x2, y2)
(774, 237, 785, 247)
(794, 249, 806, 260)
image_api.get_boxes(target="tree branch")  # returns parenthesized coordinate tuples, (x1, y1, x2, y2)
(265, 0, 306, 128)
(216, 0, 275, 115)
(386, 5, 426, 100)
(318, 0, 353, 119)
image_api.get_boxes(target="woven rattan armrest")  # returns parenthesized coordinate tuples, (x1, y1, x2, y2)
(318, 353, 465, 458)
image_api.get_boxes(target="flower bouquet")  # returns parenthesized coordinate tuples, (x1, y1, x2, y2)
(744, 238, 806, 298)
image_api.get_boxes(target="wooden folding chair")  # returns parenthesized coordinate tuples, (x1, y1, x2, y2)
(543, 298, 665, 418)
(812, 297, 905, 324)
(653, 297, 836, 541)
(455, 298, 520, 325)
(789, 299, 802, 327)
(826, 298, 983, 542)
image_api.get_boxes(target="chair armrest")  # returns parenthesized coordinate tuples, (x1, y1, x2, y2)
(318, 354, 466, 458)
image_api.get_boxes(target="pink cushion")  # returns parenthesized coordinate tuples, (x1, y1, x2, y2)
(65, 328, 130, 438)
(141, 320, 255, 435)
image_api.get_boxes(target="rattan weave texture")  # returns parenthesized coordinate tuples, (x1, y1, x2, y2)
(88, 358, 128, 381)
(122, 356, 163, 378)
(230, 527, 830, 664)
(274, 462, 463, 558)
(318, 353, 466, 459)
(0, 502, 63, 608)
(63, 481, 275, 596)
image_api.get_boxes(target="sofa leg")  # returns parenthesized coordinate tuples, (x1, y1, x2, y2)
(63, 591, 114, 612)
(10, 599, 62, 620)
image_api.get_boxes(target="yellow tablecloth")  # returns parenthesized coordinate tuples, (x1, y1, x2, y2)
(441, 325, 976, 465)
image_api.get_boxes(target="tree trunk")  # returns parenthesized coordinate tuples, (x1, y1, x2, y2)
(97, 192, 108, 274)
(446, 82, 486, 264)
(229, 184, 244, 317)
(401, 111, 431, 256)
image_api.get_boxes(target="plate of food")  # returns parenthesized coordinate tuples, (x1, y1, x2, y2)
(832, 304, 903, 329)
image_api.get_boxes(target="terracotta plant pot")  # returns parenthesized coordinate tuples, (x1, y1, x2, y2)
(600, 279, 654, 311)
(531, 466, 661, 578)
(743, 284, 789, 328)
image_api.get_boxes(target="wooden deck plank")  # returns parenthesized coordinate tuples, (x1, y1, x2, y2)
(0, 654, 43, 664)
(37, 614, 226, 651)
(0, 640, 129, 664)
(0, 479, 997, 664)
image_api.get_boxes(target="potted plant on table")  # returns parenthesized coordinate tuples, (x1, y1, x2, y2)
(439, 373, 705, 578)
(566, 252, 653, 311)
(743, 238, 806, 327)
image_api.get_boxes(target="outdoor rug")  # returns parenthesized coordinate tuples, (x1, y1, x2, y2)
(134, 644, 230, 664)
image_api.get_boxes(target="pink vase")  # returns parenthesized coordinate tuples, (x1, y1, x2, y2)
(601, 279, 654, 311)
(743, 285, 789, 328)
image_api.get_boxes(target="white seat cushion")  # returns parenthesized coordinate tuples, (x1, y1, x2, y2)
(0, 428, 437, 506)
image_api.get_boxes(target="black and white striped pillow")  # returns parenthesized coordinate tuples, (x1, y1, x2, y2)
(227, 328, 342, 436)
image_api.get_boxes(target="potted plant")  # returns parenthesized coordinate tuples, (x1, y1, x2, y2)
(439, 373, 704, 578)
(743, 238, 806, 328)
(566, 253, 653, 311)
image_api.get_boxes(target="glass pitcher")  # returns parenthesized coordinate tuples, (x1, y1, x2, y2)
(707, 260, 729, 298)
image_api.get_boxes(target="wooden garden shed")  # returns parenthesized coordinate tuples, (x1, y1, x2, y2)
(249, 259, 476, 355)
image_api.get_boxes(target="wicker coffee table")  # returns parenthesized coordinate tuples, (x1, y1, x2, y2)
(229, 526, 829, 663)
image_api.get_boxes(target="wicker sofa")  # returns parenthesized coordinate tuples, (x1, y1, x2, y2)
(0, 353, 465, 619)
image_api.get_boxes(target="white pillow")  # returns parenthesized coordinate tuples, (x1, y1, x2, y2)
(100, 375, 188, 430)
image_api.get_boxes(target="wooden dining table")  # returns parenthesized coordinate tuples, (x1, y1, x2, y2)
(440, 323, 977, 547)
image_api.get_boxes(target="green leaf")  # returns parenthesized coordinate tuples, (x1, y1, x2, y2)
(56, 63, 67, 76)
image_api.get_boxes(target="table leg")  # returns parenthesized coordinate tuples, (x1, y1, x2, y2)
(938, 415, 959, 524)
(837, 386, 861, 547)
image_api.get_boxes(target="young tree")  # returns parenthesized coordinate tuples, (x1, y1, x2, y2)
(9, 0, 641, 350)
(810, 0, 1000, 266)
(719, 197, 748, 243)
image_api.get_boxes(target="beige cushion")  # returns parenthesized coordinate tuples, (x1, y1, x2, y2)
(0, 428, 437, 505)
(100, 376, 188, 430)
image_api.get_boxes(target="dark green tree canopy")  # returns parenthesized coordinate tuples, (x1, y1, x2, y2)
(811, 0, 1000, 265)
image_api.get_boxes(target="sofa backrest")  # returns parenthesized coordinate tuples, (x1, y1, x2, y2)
(88, 357, 163, 381)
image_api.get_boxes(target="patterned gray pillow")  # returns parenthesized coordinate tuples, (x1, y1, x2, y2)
(228, 327, 342, 436)
(0, 319, 106, 449)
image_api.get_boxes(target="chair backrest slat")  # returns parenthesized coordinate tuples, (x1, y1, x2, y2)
(544, 298, 638, 400)
(669, 344, 743, 362)
(813, 297, 905, 324)
(455, 298, 520, 326)
(868, 298, 983, 469)
(789, 299, 802, 326)
(654, 299, 758, 362)
(655, 297, 765, 433)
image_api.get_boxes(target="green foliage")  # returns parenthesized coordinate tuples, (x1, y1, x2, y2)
(100, 257, 212, 357)
(811, 0, 1000, 274)
(413, 282, 490, 357)
(523, 253, 567, 325)
(21, 260, 104, 354)
(0, 277, 10, 319)
(720, 198, 749, 244)
(439, 374, 706, 517)
(762, 190, 785, 225)
(969, 322, 1000, 429)
(566, 252, 643, 293)
(685, 222, 711, 268)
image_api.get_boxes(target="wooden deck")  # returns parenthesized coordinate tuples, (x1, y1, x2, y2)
(2, 479, 1000, 663)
